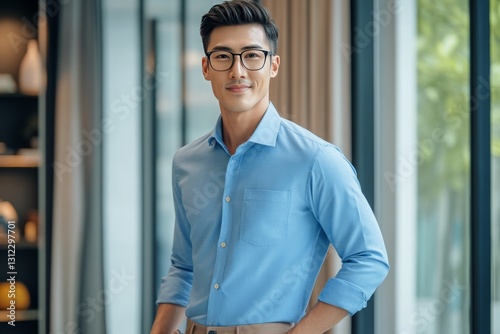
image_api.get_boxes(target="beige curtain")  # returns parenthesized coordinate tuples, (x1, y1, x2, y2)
(50, 0, 105, 332)
(262, 1, 352, 333)
(265, 0, 333, 139)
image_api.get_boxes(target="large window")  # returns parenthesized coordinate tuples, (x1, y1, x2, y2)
(146, 0, 219, 316)
(377, 0, 498, 333)
(102, 1, 220, 332)
(416, 0, 470, 333)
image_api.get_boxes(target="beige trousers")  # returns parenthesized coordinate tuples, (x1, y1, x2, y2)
(185, 319, 294, 334)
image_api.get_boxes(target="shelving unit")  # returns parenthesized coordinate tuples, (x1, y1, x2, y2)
(0, 94, 40, 333)
(0, 2, 42, 332)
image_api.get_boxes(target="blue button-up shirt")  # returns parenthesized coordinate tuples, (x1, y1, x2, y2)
(157, 102, 389, 326)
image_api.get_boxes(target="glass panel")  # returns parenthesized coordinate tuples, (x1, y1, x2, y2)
(102, 0, 141, 333)
(150, 0, 219, 302)
(185, 0, 220, 142)
(146, 0, 182, 297)
(491, 0, 500, 332)
(417, 1, 470, 333)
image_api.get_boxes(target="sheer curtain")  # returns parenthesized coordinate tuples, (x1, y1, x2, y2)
(50, 0, 105, 332)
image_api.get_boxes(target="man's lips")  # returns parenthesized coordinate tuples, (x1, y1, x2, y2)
(226, 84, 251, 93)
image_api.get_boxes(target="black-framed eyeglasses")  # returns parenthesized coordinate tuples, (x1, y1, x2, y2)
(206, 49, 271, 71)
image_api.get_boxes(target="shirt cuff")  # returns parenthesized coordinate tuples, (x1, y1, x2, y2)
(156, 276, 191, 307)
(317, 278, 368, 315)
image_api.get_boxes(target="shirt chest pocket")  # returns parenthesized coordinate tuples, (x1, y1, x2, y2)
(240, 189, 291, 246)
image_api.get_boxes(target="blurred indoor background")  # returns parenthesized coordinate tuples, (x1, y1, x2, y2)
(0, 0, 498, 333)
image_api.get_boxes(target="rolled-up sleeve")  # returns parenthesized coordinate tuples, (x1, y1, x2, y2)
(307, 145, 389, 315)
(156, 159, 193, 306)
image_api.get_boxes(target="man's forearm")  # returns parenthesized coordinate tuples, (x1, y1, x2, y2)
(150, 303, 186, 334)
(287, 301, 348, 334)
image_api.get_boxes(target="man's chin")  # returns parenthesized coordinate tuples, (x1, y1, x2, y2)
(221, 102, 254, 114)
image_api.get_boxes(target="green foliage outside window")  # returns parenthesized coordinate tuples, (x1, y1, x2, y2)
(416, 0, 499, 332)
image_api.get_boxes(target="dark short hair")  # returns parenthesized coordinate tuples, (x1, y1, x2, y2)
(200, 0, 279, 54)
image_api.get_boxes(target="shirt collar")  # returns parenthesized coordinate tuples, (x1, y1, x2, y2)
(208, 102, 281, 148)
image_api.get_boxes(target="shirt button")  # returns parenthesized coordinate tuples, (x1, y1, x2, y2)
(225, 196, 231, 203)
(213, 283, 219, 289)
(220, 242, 227, 248)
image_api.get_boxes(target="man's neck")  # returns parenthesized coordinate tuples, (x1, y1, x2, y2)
(220, 104, 268, 155)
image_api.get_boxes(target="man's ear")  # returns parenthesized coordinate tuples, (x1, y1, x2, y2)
(202, 57, 210, 81)
(270, 54, 280, 78)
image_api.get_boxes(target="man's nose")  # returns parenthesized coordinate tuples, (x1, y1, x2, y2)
(229, 55, 246, 78)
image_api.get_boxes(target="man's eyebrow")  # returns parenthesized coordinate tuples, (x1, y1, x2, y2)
(209, 44, 265, 52)
(241, 44, 265, 50)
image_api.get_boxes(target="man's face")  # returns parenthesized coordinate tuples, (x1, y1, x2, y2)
(202, 24, 280, 115)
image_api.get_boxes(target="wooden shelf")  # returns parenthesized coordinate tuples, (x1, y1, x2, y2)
(0, 93, 38, 100)
(0, 155, 40, 168)
(0, 309, 38, 322)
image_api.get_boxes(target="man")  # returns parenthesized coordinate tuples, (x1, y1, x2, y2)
(150, 1, 389, 333)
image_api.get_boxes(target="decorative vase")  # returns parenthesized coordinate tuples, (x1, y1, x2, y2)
(24, 210, 39, 243)
(18, 39, 43, 96)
